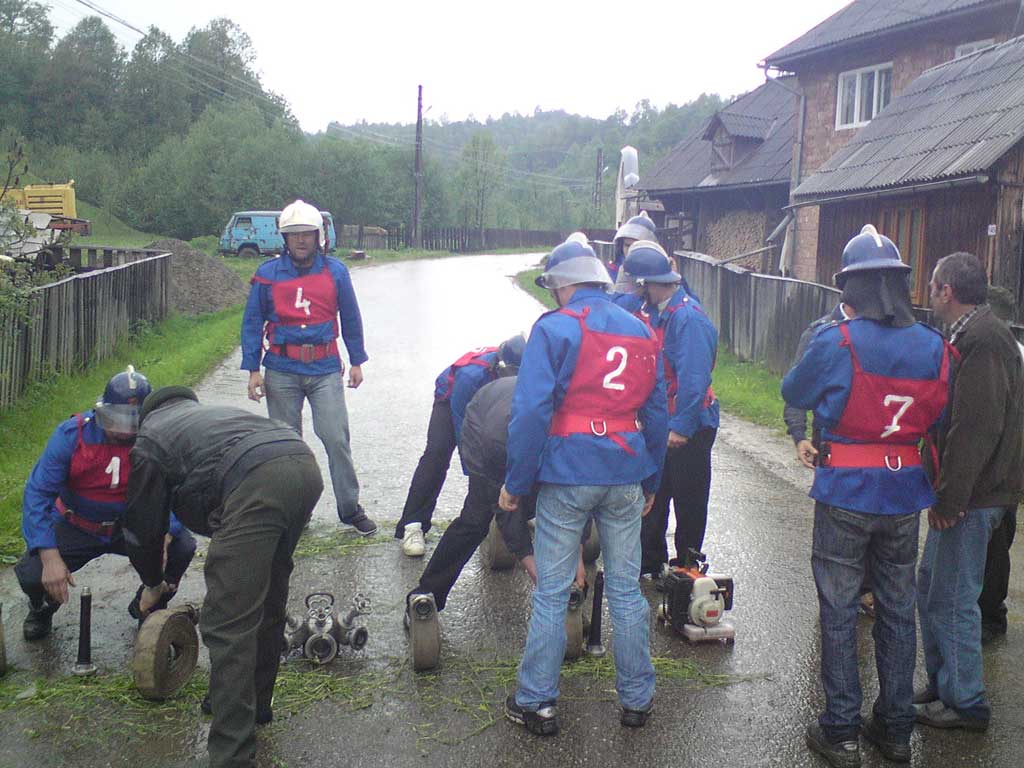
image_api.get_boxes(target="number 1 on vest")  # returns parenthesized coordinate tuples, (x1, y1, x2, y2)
(105, 456, 121, 488)
(603, 346, 628, 391)
(881, 395, 915, 438)
(295, 287, 311, 316)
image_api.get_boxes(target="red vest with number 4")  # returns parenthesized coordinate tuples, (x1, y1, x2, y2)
(550, 308, 659, 454)
(257, 270, 340, 360)
(825, 322, 951, 470)
(652, 299, 716, 415)
(438, 347, 497, 401)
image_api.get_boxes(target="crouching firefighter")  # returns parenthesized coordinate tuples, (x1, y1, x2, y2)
(15, 367, 196, 641)
(782, 225, 956, 765)
(394, 334, 526, 557)
(123, 386, 323, 768)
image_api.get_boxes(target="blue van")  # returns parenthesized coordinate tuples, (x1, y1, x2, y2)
(219, 210, 337, 257)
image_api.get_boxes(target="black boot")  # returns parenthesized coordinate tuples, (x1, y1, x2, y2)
(23, 601, 58, 641)
(128, 585, 173, 627)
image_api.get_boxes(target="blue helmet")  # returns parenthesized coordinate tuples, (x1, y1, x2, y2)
(623, 240, 680, 284)
(614, 213, 658, 243)
(535, 240, 613, 290)
(497, 333, 526, 374)
(95, 365, 151, 437)
(835, 225, 911, 287)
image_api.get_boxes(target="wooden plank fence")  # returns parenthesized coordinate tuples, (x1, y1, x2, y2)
(0, 251, 170, 410)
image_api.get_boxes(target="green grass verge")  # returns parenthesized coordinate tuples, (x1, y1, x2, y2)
(71, 200, 159, 248)
(0, 307, 244, 561)
(514, 268, 785, 430)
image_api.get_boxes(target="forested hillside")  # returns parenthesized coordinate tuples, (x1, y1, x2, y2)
(1, 0, 728, 239)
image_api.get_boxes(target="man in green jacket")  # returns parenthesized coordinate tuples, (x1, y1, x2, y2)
(916, 252, 1024, 733)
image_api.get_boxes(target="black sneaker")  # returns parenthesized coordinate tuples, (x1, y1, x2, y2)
(912, 686, 938, 705)
(201, 693, 272, 725)
(620, 701, 653, 728)
(504, 695, 558, 736)
(805, 723, 861, 768)
(23, 601, 58, 641)
(861, 716, 910, 763)
(128, 584, 173, 627)
(343, 506, 378, 536)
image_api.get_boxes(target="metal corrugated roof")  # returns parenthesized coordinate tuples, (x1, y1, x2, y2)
(793, 36, 1024, 199)
(642, 77, 797, 194)
(764, 0, 1010, 68)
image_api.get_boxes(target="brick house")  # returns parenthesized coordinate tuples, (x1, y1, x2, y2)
(791, 36, 1024, 314)
(640, 78, 798, 270)
(763, 0, 1021, 282)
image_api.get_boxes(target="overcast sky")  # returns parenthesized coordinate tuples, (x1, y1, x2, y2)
(49, 0, 851, 132)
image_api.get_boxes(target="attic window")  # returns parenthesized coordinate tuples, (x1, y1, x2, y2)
(954, 39, 994, 59)
(836, 63, 893, 130)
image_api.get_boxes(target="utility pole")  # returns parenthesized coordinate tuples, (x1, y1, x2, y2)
(593, 147, 604, 224)
(412, 85, 424, 249)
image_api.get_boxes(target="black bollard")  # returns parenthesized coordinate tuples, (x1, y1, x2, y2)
(586, 570, 606, 657)
(73, 588, 97, 676)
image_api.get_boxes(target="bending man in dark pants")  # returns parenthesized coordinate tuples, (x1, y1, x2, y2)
(124, 386, 323, 768)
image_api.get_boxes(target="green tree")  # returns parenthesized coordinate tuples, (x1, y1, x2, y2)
(0, 0, 53, 133)
(33, 16, 125, 148)
(118, 27, 192, 157)
(457, 131, 504, 241)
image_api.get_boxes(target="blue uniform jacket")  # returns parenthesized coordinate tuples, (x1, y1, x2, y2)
(240, 249, 368, 375)
(505, 288, 669, 496)
(647, 287, 720, 437)
(23, 410, 184, 553)
(433, 351, 500, 442)
(611, 291, 644, 313)
(781, 318, 948, 515)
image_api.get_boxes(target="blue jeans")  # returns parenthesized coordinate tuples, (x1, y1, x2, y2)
(918, 506, 1005, 722)
(264, 368, 361, 521)
(515, 483, 655, 712)
(811, 503, 919, 742)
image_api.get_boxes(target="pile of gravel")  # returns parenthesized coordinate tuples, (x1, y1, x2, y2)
(146, 239, 249, 316)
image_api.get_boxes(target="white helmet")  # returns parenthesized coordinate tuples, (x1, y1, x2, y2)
(565, 231, 590, 246)
(279, 199, 325, 248)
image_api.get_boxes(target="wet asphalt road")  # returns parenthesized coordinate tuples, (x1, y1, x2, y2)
(1, 252, 1022, 768)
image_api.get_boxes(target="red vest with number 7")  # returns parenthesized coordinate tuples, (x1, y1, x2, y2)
(549, 307, 659, 454)
(264, 271, 339, 344)
(832, 322, 950, 445)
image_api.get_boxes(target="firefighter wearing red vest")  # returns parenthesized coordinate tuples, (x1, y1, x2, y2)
(241, 199, 375, 535)
(622, 241, 719, 577)
(782, 225, 956, 765)
(499, 240, 668, 735)
(394, 335, 526, 557)
(15, 366, 197, 640)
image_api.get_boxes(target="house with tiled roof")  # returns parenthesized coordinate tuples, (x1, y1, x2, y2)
(641, 77, 797, 270)
(762, 0, 1021, 286)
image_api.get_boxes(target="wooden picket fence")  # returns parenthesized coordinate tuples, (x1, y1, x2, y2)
(0, 251, 170, 409)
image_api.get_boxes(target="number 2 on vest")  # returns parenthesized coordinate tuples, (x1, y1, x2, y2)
(104, 456, 121, 488)
(881, 395, 915, 438)
(294, 287, 312, 316)
(603, 347, 628, 391)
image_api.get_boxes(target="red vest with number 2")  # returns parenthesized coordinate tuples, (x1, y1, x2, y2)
(828, 322, 950, 469)
(549, 307, 659, 454)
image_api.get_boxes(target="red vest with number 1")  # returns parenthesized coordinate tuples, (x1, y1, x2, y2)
(549, 307, 659, 454)
(62, 414, 131, 507)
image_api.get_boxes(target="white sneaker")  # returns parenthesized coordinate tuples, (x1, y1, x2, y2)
(402, 523, 426, 557)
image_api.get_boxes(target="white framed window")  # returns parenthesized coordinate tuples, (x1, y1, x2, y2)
(954, 39, 995, 59)
(835, 63, 893, 130)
